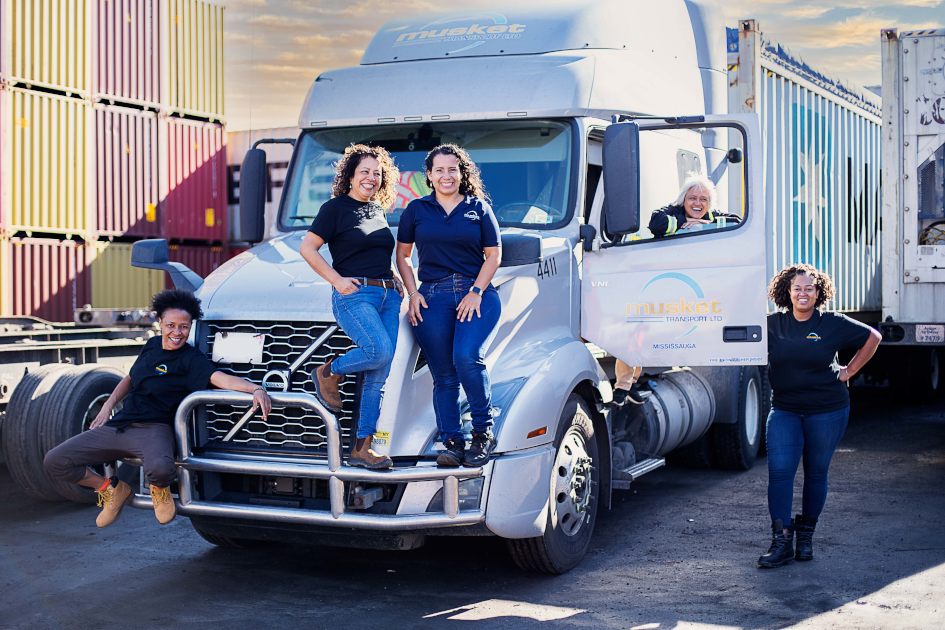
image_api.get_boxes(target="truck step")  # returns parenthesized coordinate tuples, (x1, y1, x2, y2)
(611, 457, 665, 490)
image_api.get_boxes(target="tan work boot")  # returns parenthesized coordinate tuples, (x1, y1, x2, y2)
(349, 436, 393, 470)
(312, 360, 344, 412)
(95, 480, 133, 528)
(150, 485, 176, 525)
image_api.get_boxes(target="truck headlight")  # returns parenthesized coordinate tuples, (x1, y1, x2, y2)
(425, 477, 484, 513)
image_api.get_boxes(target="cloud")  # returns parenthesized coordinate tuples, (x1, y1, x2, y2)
(774, 13, 940, 48)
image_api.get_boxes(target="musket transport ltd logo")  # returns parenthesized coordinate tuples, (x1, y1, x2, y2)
(625, 272, 723, 342)
(390, 13, 527, 49)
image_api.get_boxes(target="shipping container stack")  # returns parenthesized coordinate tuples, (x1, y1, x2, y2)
(0, 0, 233, 322)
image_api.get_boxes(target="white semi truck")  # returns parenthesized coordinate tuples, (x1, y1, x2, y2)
(128, 0, 768, 573)
(2, 1, 890, 575)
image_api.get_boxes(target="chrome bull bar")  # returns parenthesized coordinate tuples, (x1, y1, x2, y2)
(129, 390, 485, 530)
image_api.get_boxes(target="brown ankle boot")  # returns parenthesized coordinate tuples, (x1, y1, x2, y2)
(95, 480, 133, 528)
(349, 437, 393, 470)
(313, 360, 343, 412)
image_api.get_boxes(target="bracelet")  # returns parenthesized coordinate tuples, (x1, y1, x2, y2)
(408, 290, 419, 298)
(252, 387, 266, 395)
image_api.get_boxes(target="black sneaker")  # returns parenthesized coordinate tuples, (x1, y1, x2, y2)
(609, 388, 629, 408)
(626, 386, 646, 405)
(464, 432, 496, 467)
(436, 437, 465, 467)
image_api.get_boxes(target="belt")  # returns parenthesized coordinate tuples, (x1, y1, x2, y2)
(357, 278, 399, 289)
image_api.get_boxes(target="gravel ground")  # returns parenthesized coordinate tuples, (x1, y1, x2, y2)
(0, 390, 942, 630)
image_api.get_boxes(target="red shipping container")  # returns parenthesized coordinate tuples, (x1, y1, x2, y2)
(160, 117, 227, 243)
(91, 0, 162, 107)
(165, 243, 230, 288)
(94, 105, 161, 237)
(3, 237, 92, 323)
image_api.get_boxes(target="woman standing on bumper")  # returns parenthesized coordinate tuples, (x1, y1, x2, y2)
(395, 144, 502, 468)
(301, 144, 403, 470)
(759, 264, 881, 567)
(43, 289, 271, 529)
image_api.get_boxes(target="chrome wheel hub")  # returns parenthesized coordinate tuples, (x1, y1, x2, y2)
(551, 427, 595, 537)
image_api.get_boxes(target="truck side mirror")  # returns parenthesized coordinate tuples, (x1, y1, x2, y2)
(602, 122, 641, 235)
(131, 239, 204, 293)
(240, 148, 268, 244)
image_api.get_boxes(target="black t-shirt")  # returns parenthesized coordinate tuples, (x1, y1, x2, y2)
(107, 336, 218, 429)
(767, 310, 873, 414)
(308, 195, 395, 279)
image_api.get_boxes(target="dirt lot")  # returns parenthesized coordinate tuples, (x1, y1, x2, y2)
(1, 390, 943, 630)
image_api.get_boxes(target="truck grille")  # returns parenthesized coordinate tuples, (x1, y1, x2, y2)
(201, 321, 358, 453)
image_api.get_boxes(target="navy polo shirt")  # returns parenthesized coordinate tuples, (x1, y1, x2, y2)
(397, 194, 501, 282)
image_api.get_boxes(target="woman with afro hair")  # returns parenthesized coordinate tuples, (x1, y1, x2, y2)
(44, 289, 271, 529)
(758, 264, 880, 568)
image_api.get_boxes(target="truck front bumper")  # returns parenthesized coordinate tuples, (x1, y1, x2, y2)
(129, 390, 484, 531)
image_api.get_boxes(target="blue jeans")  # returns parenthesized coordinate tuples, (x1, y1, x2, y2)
(766, 406, 850, 524)
(412, 274, 501, 442)
(330, 285, 401, 439)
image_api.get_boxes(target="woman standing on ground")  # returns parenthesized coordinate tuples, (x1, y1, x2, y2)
(395, 144, 502, 468)
(759, 264, 881, 567)
(302, 144, 403, 470)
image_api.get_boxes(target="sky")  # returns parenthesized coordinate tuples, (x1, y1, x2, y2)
(222, 0, 944, 131)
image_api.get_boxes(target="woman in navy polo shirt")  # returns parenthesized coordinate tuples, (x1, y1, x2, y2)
(395, 144, 502, 468)
(300, 144, 404, 470)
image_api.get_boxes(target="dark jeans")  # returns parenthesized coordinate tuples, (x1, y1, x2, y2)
(331, 284, 401, 439)
(766, 406, 850, 524)
(412, 274, 501, 442)
(43, 422, 176, 488)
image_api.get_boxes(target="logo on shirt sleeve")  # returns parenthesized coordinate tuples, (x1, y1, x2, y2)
(155, 364, 169, 374)
(806, 333, 821, 341)
(464, 210, 480, 221)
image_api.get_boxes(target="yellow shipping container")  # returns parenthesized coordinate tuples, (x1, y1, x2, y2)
(1, 87, 91, 236)
(1, 0, 89, 95)
(89, 241, 164, 308)
(165, 0, 224, 119)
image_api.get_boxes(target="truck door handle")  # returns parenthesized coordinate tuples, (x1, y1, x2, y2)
(723, 326, 762, 342)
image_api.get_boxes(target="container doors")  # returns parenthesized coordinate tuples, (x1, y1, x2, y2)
(581, 114, 768, 367)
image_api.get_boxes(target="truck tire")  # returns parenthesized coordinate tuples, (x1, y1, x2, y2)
(39, 366, 137, 504)
(190, 521, 262, 549)
(506, 394, 599, 574)
(712, 366, 763, 470)
(1, 364, 73, 501)
(909, 347, 942, 404)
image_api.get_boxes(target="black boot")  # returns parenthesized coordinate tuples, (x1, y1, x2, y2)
(794, 514, 817, 561)
(758, 519, 795, 568)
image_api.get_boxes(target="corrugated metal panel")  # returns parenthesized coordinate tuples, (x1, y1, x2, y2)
(4, 0, 89, 95)
(165, 0, 224, 119)
(91, 0, 161, 107)
(226, 126, 297, 242)
(0, 236, 91, 322)
(89, 240, 164, 307)
(160, 116, 227, 242)
(732, 22, 882, 315)
(165, 242, 226, 287)
(93, 104, 160, 236)
(1, 87, 90, 236)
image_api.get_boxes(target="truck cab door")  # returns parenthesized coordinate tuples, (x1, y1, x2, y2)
(581, 115, 768, 367)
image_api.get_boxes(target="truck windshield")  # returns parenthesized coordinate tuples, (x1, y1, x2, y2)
(279, 120, 572, 230)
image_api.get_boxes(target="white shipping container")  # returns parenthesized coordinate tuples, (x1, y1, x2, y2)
(730, 20, 882, 315)
(881, 28, 945, 327)
(226, 127, 296, 243)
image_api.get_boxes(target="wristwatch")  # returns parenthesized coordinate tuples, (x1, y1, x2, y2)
(470, 286, 482, 296)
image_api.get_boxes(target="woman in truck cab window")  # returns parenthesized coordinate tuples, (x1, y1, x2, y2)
(43, 289, 272, 529)
(395, 144, 502, 468)
(648, 174, 741, 238)
(758, 264, 881, 568)
(301, 144, 404, 471)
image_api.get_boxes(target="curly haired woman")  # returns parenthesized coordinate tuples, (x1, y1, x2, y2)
(758, 264, 881, 567)
(301, 143, 403, 469)
(395, 144, 502, 468)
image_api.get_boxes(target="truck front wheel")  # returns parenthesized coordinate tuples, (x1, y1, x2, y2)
(712, 365, 763, 470)
(506, 394, 599, 574)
